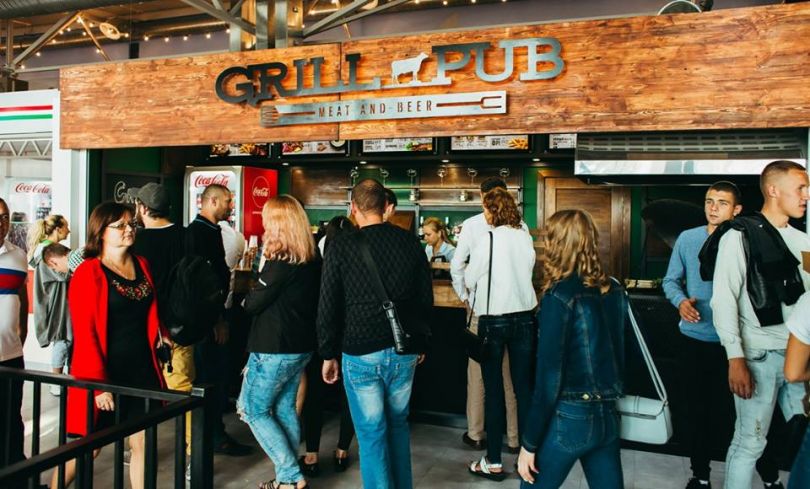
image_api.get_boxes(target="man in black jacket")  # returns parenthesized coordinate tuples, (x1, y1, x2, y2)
(318, 179, 432, 489)
(187, 183, 251, 457)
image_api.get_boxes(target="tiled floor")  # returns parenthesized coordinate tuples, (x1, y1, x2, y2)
(19, 385, 791, 488)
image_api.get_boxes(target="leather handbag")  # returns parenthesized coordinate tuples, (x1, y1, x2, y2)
(616, 297, 673, 445)
(461, 232, 493, 364)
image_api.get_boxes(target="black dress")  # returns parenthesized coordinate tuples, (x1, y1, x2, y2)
(97, 259, 161, 428)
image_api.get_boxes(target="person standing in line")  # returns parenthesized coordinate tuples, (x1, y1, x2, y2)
(784, 290, 810, 489)
(301, 214, 357, 477)
(705, 160, 810, 489)
(450, 177, 522, 453)
(187, 183, 252, 456)
(27, 214, 72, 393)
(131, 183, 196, 467)
(384, 187, 397, 222)
(239, 196, 320, 489)
(0, 197, 30, 483)
(663, 181, 742, 489)
(465, 187, 537, 480)
(61, 202, 169, 489)
(318, 179, 432, 489)
(517, 210, 626, 489)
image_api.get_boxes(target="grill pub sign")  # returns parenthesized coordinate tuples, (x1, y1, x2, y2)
(215, 38, 564, 127)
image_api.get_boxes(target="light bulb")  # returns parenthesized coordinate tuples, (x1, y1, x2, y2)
(164, 37, 170, 42)
(35, 52, 41, 57)
(205, 33, 211, 39)
(144, 35, 150, 41)
(183, 35, 188, 41)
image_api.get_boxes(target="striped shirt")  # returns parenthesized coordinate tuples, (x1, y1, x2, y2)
(0, 240, 27, 361)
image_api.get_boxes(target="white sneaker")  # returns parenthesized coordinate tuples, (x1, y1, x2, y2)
(49, 385, 61, 396)
(185, 462, 191, 481)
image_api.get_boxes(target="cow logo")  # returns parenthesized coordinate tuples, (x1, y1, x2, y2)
(391, 52, 429, 86)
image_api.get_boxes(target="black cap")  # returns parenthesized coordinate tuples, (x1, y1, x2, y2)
(135, 183, 169, 214)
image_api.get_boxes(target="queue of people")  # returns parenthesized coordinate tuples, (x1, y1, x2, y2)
(0, 160, 808, 489)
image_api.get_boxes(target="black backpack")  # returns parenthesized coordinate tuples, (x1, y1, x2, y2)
(164, 252, 224, 346)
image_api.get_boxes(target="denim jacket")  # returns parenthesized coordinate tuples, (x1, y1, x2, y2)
(521, 275, 627, 452)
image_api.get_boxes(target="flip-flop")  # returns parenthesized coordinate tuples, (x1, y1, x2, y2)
(468, 455, 506, 481)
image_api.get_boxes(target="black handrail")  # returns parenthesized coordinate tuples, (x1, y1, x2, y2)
(0, 367, 214, 489)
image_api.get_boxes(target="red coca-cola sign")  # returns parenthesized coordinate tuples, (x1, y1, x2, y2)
(14, 182, 51, 194)
(193, 173, 231, 188)
(251, 176, 270, 207)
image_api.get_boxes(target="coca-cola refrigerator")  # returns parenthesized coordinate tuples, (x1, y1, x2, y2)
(4, 179, 52, 254)
(183, 165, 278, 241)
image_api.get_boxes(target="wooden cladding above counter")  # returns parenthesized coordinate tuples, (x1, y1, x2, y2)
(61, 3, 810, 149)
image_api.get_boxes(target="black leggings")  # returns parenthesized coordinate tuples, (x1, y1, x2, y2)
(302, 355, 355, 453)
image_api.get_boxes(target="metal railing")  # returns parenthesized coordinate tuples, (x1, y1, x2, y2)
(0, 367, 214, 489)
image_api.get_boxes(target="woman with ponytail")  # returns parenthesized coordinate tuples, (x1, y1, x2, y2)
(27, 215, 72, 391)
(517, 210, 627, 489)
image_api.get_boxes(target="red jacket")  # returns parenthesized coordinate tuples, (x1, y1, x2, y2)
(66, 256, 167, 436)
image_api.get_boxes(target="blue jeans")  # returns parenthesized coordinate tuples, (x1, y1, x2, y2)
(237, 352, 311, 484)
(343, 348, 418, 489)
(789, 422, 810, 489)
(724, 349, 806, 489)
(478, 311, 537, 464)
(521, 401, 623, 489)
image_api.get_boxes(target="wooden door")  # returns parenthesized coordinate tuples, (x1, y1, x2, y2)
(542, 177, 631, 279)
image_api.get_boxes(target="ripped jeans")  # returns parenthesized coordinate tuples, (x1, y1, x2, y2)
(724, 349, 806, 489)
(237, 352, 311, 484)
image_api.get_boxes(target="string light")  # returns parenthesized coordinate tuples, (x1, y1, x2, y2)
(205, 33, 211, 39)
(442, 0, 447, 4)
(82, 31, 86, 36)
(96, 48, 101, 53)
(143, 35, 150, 41)
(89, 22, 94, 27)
(164, 36, 170, 42)
(66, 27, 71, 32)
(226, 28, 231, 33)
(35, 52, 41, 57)
(415, 0, 420, 3)
(124, 33, 129, 38)
(58, 30, 63, 35)
(77, 18, 83, 24)
(183, 35, 189, 41)
(20, 64, 25, 69)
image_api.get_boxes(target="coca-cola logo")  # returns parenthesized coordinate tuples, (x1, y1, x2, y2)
(251, 176, 270, 207)
(14, 182, 51, 194)
(193, 173, 231, 188)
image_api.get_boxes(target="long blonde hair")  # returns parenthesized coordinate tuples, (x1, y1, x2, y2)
(541, 210, 610, 294)
(422, 217, 455, 247)
(261, 195, 316, 264)
(27, 214, 67, 259)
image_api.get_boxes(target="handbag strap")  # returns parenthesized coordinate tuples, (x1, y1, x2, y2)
(624, 290, 669, 403)
(355, 232, 391, 304)
(486, 231, 493, 315)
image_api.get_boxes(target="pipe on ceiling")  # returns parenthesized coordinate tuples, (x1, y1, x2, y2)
(0, 1, 158, 20)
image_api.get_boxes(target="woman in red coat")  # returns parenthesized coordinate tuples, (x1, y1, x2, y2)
(54, 202, 168, 489)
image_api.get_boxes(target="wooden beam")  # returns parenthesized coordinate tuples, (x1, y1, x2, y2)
(180, 0, 256, 34)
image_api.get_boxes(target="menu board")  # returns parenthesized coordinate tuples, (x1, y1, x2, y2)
(362, 138, 433, 153)
(549, 133, 577, 149)
(210, 143, 270, 157)
(281, 140, 346, 155)
(451, 135, 529, 151)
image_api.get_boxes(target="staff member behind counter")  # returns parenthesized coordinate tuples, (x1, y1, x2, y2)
(423, 217, 456, 263)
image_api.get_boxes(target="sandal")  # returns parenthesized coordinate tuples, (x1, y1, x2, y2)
(468, 455, 506, 481)
(258, 481, 309, 489)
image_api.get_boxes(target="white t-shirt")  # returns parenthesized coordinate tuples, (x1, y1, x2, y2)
(0, 240, 28, 362)
(787, 291, 810, 346)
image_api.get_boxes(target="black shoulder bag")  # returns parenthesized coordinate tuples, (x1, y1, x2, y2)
(355, 233, 411, 354)
(461, 231, 493, 364)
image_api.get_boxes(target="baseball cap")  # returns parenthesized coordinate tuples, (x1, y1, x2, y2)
(135, 183, 170, 214)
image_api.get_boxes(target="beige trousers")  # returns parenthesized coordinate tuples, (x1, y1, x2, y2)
(163, 344, 195, 455)
(466, 315, 519, 447)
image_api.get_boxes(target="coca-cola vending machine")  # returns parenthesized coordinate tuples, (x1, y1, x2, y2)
(4, 179, 52, 254)
(184, 166, 278, 241)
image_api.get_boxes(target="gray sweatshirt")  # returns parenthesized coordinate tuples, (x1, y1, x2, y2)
(711, 226, 810, 359)
(29, 242, 72, 347)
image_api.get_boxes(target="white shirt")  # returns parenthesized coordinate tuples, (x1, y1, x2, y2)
(711, 226, 810, 359)
(0, 240, 28, 362)
(464, 225, 537, 316)
(787, 291, 810, 346)
(425, 242, 455, 263)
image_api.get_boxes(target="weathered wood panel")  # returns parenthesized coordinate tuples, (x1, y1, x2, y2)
(61, 3, 810, 149)
(61, 44, 342, 148)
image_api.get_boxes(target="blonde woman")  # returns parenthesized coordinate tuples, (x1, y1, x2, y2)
(517, 210, 626, 489)
(240, 195, 320, 489)
(422, 217, 456, 263)
(27, 215, 72, 388)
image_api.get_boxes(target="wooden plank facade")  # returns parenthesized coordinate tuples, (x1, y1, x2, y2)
(60, 3, 810, 149)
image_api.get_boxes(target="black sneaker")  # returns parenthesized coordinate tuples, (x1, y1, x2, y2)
(686, 478, 711, 489)
(462, 432, 485, 450)
(763, 481, 784, 489)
